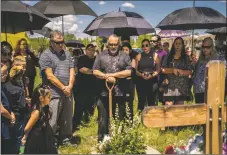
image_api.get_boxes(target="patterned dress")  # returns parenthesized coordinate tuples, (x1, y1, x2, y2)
(162, 54, 192, 101)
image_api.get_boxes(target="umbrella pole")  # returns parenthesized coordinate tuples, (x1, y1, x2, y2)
(4, 13, 7, 42)
(191, 0, 195, 56)
(62, 15, 64, 36)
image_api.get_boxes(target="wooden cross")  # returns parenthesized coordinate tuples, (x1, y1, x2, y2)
(141, 61, 226, 154)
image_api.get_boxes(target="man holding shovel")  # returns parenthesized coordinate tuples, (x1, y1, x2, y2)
(93, 34, 132, 142)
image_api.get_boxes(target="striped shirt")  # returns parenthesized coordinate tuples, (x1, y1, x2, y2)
(39, 48, 74, 97)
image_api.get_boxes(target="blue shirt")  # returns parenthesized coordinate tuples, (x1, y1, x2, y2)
(39, 48, 74, 97)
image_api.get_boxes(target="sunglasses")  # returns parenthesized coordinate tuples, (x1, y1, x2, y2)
(142, 44, 149, 48)
(38, 85, 51, 96)
(150, 40, 158, 43)
(53, 40, 65, 45)
(108, 43, 118, 47)
(20, 44, 28, 46)
(202, 45, 212, 49)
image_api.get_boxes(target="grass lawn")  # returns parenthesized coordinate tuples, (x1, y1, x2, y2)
(34, 67, 202, 154)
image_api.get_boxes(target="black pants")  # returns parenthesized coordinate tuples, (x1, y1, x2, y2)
(136, 78, 158, 111)
(195, 93, 205, 103)
(27, 76, 35, 98)
(1, 138, 12, 154)
(72, 92, 96, 131)
(97, 97, 126, 142)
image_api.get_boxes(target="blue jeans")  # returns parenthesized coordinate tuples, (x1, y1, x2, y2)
(10, 119, 25, 154)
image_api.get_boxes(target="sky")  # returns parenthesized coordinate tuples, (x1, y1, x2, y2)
(22, 0, 227, 38)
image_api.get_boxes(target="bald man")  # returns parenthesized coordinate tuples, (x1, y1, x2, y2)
(93, 34, 132, 142)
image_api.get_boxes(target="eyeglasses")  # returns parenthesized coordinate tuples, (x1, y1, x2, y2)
(142, 44, 149, 48)
(53, 40, 65, 45)
(108, 43, 118, 47)
(202, 45, 212, 49)
(150, 40, 158, 43)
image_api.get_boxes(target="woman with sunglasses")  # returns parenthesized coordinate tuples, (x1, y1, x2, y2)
(162, 37, 192, 105)
(14, 38, 39, 98)
(135, 39, 161, 111)
(193, 37, 224, 103)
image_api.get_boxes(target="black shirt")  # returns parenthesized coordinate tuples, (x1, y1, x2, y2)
(129, 49, 138, 60)
(2, 81, 26, 119)
(76, 55, 97, 94)
(93, 50, 132, 97)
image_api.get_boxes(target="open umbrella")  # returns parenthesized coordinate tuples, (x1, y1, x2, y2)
(31, 27, 53, 38)
(156, 6, 226, 51)
(65, 40, 85, 48)
(158, 30, 189, 38)
(206, 27, 227, 35)
(156, 7, 226, 30)
(1, 1, 50, 34)
(84, 9, 155, 37)
(33, 1, 97, 35)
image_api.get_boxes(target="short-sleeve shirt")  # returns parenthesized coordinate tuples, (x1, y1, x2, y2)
(93, 50, 132, 97)
(76, 55, 97, 94)
(39, 48, 74, 97)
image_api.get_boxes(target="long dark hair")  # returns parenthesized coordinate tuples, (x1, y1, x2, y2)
(167, 37, 187, 66)
(31, 84, 52, 128)
(14, 38, 28, 57)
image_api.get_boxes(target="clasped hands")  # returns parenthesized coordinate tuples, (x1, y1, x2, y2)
(62, 85, 73, 97)
(173, 69, 184, 76)
(141, 72, 153, 80)
(104, 73, 116, 84)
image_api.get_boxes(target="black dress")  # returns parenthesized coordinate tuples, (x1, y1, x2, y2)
(24, 108, 57, 154)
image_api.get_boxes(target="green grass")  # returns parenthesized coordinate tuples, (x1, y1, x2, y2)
(33, 67, 201, 154)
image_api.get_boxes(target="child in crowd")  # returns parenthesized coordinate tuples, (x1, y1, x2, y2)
(22, 84, 58, 154)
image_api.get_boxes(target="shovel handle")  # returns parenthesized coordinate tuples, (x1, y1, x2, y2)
(106, 78, 115, 117)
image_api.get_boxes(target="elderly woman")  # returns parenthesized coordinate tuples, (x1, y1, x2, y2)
(193, 37, 225, 103)
(161, 37, 192, 105)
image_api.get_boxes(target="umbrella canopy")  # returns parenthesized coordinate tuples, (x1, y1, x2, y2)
(158, 30, 189, 38)
(33, 1, 97, 18)
(65, 40, 85, 48)
(1, 1, 50, 34)
(32, 27, 53, 38)
(206, 27, 227, 35)
(156, 7, 226, 30)
(84, 10, 155, 37)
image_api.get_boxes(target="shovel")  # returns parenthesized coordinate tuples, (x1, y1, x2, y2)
(105, 78, 115, 117)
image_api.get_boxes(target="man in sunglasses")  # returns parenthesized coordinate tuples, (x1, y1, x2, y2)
(93, 34, 132, 142)
(39, 30, 75, 147)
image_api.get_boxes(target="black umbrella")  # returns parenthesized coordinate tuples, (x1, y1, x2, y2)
(156, 7, 226, 30)
(84, 9, 155, 37)
(206, 27, 227, 35)
(65, 40, 85, 48)
(32, 27, 53, 38)
(1, 1, 50, 35)
(33, 1, 97, 35)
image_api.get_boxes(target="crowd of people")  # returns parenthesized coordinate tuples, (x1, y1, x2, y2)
(1, 30, 227, 153)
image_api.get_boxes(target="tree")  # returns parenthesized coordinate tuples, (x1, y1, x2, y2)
(64, 33, 76, 41)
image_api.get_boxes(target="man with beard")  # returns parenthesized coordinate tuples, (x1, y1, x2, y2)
(93, 34, 132, 142)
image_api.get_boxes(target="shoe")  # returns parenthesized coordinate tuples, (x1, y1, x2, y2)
(59, 138, 77, 147)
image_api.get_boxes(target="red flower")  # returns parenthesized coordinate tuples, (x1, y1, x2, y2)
(165, 145, 174, 154)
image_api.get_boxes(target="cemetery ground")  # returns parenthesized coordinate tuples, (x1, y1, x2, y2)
(34, 68, 202, 154)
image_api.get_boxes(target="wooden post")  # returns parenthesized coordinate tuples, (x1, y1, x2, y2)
(205, 60, 225, 154)
(141, 60, 226, 154)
